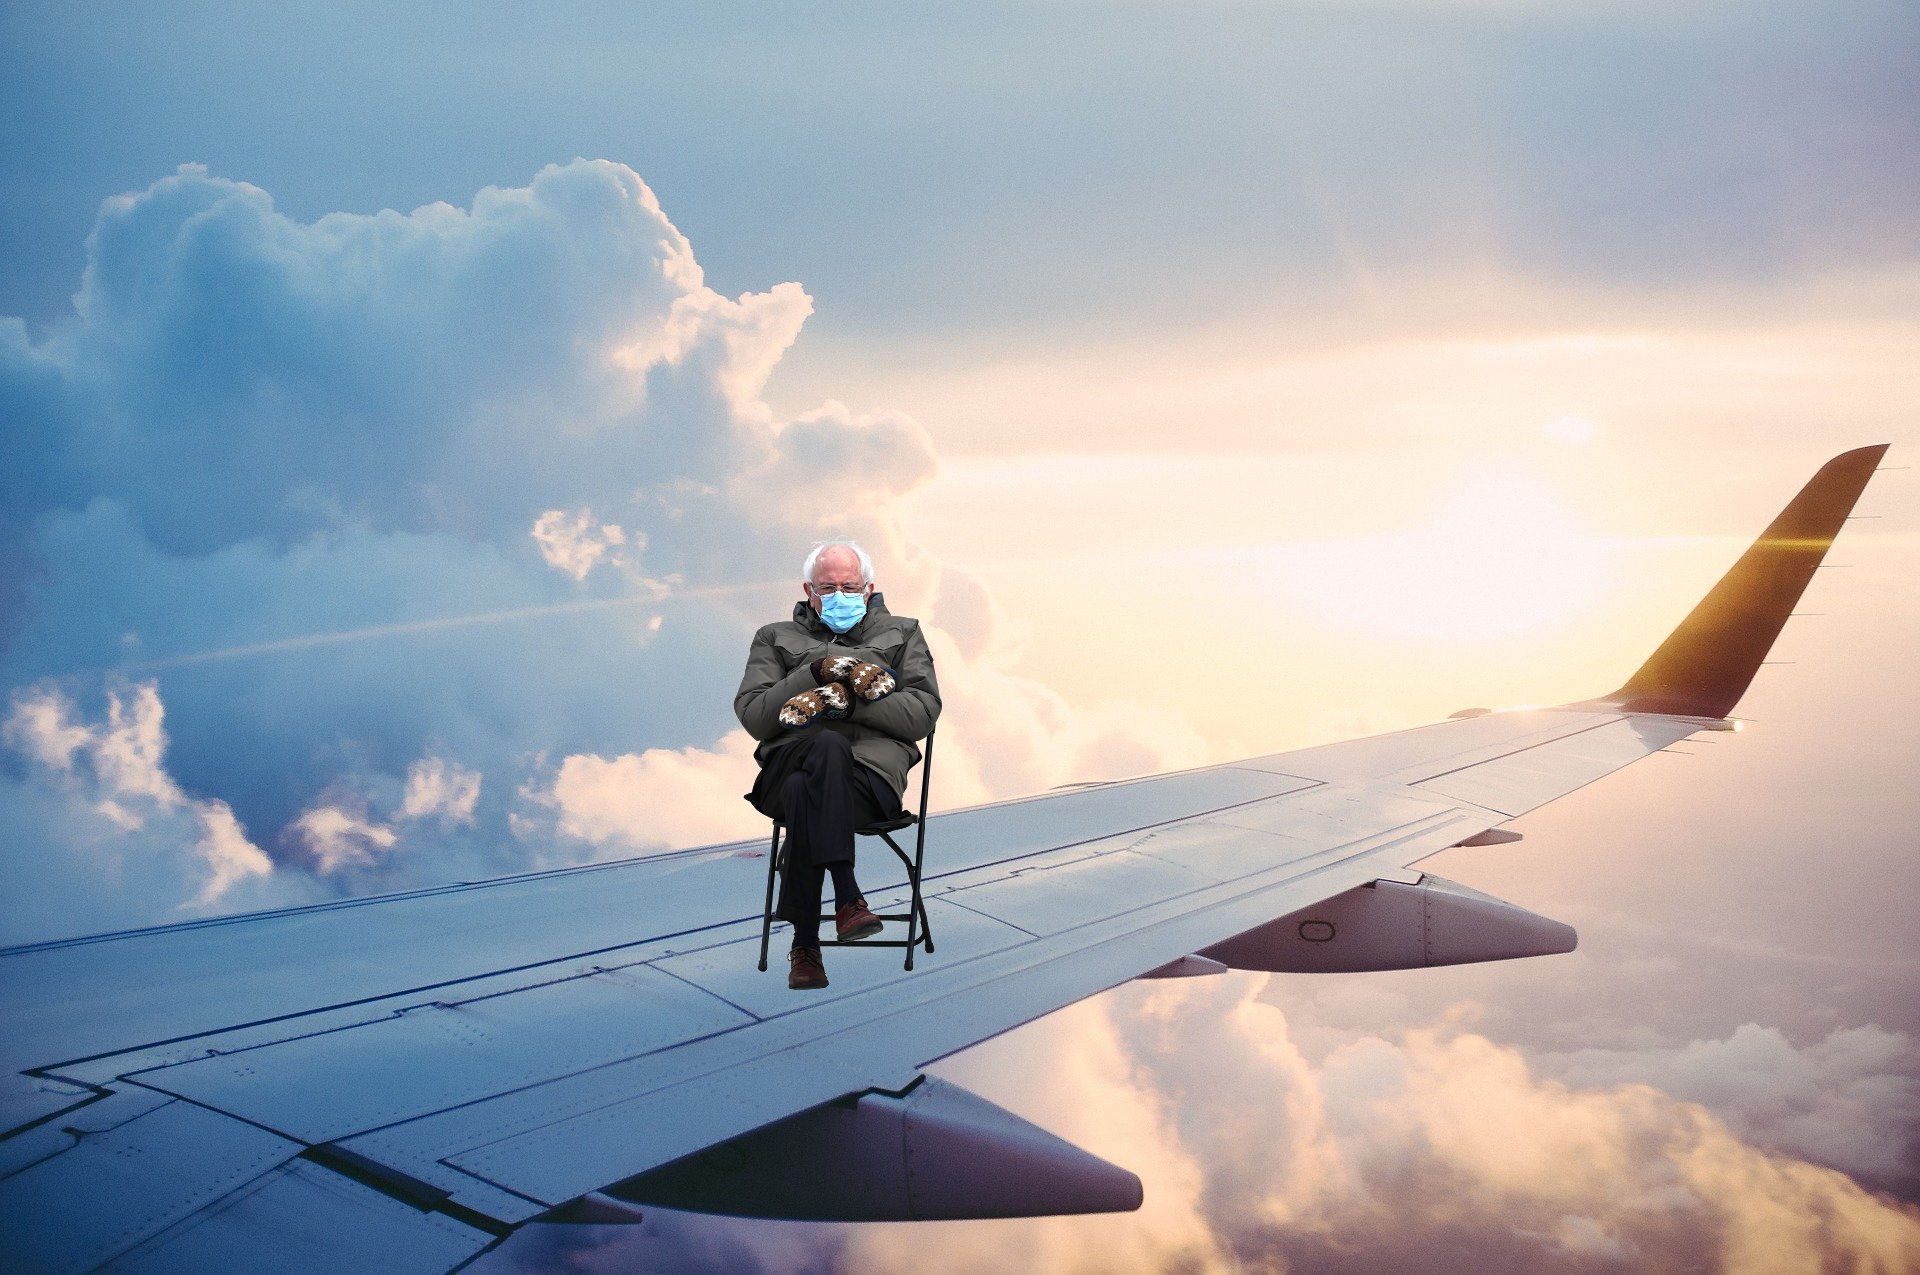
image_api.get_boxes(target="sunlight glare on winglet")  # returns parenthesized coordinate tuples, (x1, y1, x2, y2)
(1604, 445, 1888, 718)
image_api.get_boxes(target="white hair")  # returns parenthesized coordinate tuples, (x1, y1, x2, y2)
(803, 539, 872, 584)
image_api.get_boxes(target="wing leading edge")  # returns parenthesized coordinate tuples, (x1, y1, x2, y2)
(0, 447, 1889, 1271)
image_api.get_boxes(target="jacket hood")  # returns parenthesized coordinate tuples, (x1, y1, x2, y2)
(790, 590, 891, 640)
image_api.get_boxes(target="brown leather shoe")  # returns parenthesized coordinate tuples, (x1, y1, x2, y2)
(835, 899, 883, 941)
(788, 947, 828, 990)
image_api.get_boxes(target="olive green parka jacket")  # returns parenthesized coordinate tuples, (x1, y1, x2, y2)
(733, 593, 941, 806)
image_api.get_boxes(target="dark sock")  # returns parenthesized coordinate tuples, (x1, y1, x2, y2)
(828, 862, 861, 911)
(791, 915, 820, 950)
(789, 867, 824, 950)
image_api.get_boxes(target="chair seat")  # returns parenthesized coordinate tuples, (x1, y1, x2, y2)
(765, 810, 919, 837)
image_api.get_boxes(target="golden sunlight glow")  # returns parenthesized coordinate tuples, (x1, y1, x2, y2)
(1264, 472, 1615, 644)
(882, 295, 1915, 763)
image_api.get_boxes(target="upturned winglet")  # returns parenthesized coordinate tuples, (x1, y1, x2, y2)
(1607, 444, 1890, 718)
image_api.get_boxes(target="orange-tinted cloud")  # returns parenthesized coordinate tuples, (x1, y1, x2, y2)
(484, 976, 1920, 1273)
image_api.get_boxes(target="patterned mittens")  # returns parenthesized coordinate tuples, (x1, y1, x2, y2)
(779, 682, 851, 728)
(809, 655, 897, 702)
(812, 655, 860, 684)
(846, 662, 896, 700)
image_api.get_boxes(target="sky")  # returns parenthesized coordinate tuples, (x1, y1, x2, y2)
(3, 2, 1918, 1271)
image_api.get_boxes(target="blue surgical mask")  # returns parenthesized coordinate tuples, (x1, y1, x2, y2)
(818, 589, 868, 633)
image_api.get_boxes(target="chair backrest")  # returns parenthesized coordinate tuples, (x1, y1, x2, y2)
(915, 726, 936, 825)
(854, 726, 936, 837)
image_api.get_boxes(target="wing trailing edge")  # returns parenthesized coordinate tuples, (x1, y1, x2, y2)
(1606, 444, 1889, 718)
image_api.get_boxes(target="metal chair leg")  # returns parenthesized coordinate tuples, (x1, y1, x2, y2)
(901, 843, 921, 973)
(757, 822, 782, 972)
(915, 731, 935, 955)
(877, 829, 931, 970)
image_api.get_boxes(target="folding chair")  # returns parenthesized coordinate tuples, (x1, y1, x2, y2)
(757, 727, 936, 973)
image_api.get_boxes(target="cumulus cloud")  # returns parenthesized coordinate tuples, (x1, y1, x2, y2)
(531, 508, 632, 582)
(0, 681, 282, 942)
(288, 801, 399, 875)
(483, 980, 1920, 1274)
(401, 755, 482, 825)
(0, 158, 1203, 943)
(1545, 1022, 1920, 1188)
(534, 730, 767, 857)
(2, 687, 93, 772)
(1255, 910, 1920, 1202)
(1109, 981, 1920, 1273)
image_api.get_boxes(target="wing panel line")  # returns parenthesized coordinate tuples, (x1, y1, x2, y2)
(649, 962, 767, 1024)
(433, 809, 1487, 1201)
(421, 811, 1469, 1163)
(21, 779, 1323, 1078)
(1393, 714, 1629, 787)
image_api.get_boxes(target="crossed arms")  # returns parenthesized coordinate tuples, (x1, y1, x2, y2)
(733, 622, 941, 744)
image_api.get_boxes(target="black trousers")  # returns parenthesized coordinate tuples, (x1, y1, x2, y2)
(751, 730, 901, 932)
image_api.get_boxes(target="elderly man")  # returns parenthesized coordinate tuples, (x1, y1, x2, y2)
(735, 540, 942, 989)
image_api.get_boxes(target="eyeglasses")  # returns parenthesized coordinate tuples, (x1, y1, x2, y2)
(809, 582, 869, 594)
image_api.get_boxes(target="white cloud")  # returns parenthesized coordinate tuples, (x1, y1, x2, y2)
(1546, 1022, 1920, 1186)
(531, 508, 631, 582)
(731, 400, 939, 524)
(194, 800, 275, 905)
(0, 689, 91, 772)
(84, 681, 180, 807)
(0, 159, 1206, 937)
(481, 980, 1920, 1274)
(536, 730, 766, 857)
(289, 803, 399, 875)
(1099, 979, 1920, 1272)
(401, 755, 483, 825)
(0, 682, 277, 940)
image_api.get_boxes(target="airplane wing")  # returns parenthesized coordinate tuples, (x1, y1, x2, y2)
(0, 446, 1888, 1273)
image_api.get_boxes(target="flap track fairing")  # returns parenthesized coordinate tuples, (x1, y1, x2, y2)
(1198, 874, 1576, 973)
(603, 1076, 1142, 1221)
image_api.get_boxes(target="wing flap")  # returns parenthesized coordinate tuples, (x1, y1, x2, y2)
(0, 1098, 300, 1275)
(131, 964, 754, 1147)
(111, 1158, 495, 1274)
